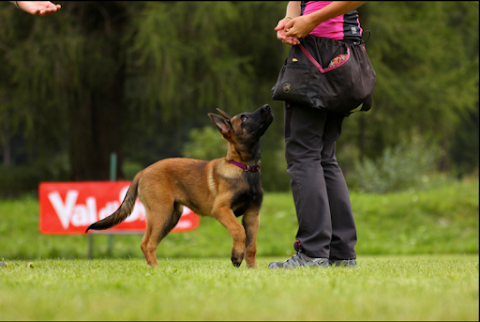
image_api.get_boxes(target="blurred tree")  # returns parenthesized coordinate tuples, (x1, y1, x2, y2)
(63, 1, 130, 181)
(0, 1, 133, 180)
(449, 104, 479, 177)
(0, 1, 478, 195)
(122, 1, 290, 190)
(339, 1, 479, 172)
(123, 1, 287, 164)
(0, 7, 32, 166)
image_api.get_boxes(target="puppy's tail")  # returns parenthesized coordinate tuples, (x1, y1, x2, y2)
(85, 173, 141, 233)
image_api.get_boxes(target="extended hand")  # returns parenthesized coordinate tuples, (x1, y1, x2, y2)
(16, 1, 61, 16)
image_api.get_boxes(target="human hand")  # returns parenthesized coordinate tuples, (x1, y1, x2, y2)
(274, 18, 300, 46)
(16, 1, 61, 16)
(284, 15, 317, 39)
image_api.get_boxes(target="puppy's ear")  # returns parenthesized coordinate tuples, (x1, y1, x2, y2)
(216, 108, 231, 119)
(208, 113, 232, 136)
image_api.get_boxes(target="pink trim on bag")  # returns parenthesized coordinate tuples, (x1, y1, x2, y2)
(299, 43, 351, 73)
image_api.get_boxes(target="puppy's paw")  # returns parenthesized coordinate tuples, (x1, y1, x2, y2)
(231, 255, 243, 267)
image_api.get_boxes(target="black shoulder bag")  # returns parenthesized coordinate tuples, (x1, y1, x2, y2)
(271, 35, 376, 115)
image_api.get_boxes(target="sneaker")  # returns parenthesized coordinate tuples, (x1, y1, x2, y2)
(269, 252, 329, 269)
(329, 259, 357, 267)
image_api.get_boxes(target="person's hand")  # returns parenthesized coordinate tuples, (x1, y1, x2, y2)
(16, 1, 61, 16)
(274, 18, 300, 45)
(284, 15, 317, 39)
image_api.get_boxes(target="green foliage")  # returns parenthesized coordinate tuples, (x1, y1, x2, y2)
(0, 1, 478, 191)
(0, 256, 478, 321)
(348, 135, 444, 193)
(126, 1, 286, 123)
(181, 126, 226, 161)
(449, 106, 480, 177)
(341, 1, 479, 165)
(122, 1, 288, 169)
(121, 160, 144, 180)
(0, 5, 78, 157)
(0, 154, 70, 198)
(0, 179, 477, 260)
(258, 138, 291, 192)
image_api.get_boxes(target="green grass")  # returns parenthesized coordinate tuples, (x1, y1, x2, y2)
(0, 179, 478, 320)
(0, 178, 478, 260)
(0, 255, 478, 321)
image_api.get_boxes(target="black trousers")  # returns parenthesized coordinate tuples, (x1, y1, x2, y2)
(284, 102, 356, 260)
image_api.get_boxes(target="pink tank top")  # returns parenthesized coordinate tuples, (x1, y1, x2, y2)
(303, 1, 363, 41)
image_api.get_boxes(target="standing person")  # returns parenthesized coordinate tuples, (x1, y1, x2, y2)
(9, 1, 61, 16)
(269, 1, 369, 269)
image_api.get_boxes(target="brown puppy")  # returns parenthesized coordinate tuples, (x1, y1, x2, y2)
(86, 104, 274, 268)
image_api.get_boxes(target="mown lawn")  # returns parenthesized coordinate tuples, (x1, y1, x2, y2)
(0, 178, 478, 320)
(0, 255, 478, 321)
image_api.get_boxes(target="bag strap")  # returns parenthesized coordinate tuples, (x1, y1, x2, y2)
(298, 42, 350, 74)
(298, 43, 322, 70)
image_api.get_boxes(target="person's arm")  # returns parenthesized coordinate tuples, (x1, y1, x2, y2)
(284, 1, 302, 19)
(274, 1, 302, 45)
(9, 1, 61, 16)
(285, 1, 366, 39)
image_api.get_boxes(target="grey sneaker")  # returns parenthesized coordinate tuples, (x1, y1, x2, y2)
(329, 259, 357, 267)
(269, 252, 329, 269)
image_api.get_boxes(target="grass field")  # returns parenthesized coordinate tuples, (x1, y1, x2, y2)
(0, 178, 478, 260)
(0, 255, 478, 321)
(0, 178, 478, 320)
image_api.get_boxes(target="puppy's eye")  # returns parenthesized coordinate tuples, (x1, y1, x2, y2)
(241, 115, 248, 122)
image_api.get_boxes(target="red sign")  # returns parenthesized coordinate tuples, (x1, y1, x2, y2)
(39, 182, 200, 234)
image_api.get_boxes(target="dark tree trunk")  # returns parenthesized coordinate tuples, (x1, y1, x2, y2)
(69, 68, 124, 181)
(68, 1, 128, 181)
(0, 130, 11, 166)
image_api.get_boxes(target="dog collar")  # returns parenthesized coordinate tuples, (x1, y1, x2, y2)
(228, 160, 260, 172)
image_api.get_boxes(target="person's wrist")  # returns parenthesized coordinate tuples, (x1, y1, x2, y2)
(305, 12, 323, 29)
(303, 14, 319, 32)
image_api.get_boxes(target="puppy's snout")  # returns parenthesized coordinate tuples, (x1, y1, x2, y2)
(260, 104, 272, 117)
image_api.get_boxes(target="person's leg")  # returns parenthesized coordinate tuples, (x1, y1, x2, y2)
(283, 102, 331, 259)
(321, 112, 357, 260)
(269, 103, 356, 269)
